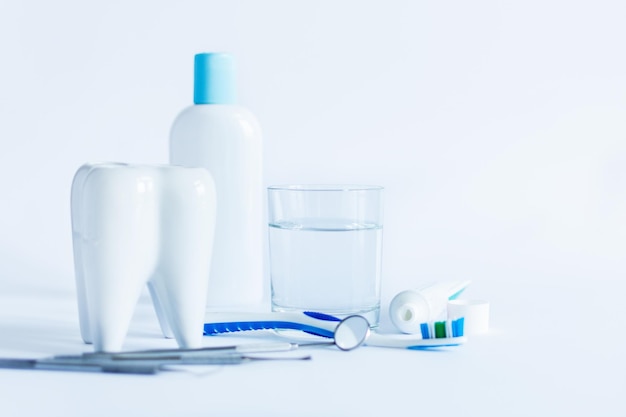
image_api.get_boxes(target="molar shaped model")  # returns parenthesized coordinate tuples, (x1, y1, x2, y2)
(71, 163, 216, 352)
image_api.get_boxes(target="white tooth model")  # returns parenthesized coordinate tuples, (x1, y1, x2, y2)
(71, 163, 216, 352)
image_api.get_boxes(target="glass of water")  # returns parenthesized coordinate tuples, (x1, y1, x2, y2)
(268, 185, 384, 327)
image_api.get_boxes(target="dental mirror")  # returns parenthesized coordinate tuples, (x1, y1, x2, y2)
(332, 315, 371, 351)
(298, 315, 371, 351)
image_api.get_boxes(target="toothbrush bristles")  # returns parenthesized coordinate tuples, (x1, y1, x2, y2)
(419, 317, 465, 339)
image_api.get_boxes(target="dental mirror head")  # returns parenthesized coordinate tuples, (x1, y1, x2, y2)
(333, 315, 371, 351)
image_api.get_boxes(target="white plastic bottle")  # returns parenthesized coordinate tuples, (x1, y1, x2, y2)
(170, 52, 263, 310)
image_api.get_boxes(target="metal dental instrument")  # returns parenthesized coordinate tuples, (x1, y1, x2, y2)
(79, 313, 371, 364)
(0, 350, 311, 375)
(0, 357, 159, 374)
(78, 314, 370, 364)
(57, 354, 312, 366)
(203, 312, 372, 351)
(81, 342, 298, 361)
(0, 314, 368, 375)
(294, 314, 371, 351)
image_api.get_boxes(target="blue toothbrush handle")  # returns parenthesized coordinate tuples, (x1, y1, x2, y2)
(203, 312, 339, 338)
(203, 320, 335, 338)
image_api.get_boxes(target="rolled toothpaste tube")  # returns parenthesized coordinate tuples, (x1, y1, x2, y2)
(389, 280, 471, 334)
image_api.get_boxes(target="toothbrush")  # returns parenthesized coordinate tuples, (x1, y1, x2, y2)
(204, 312, 467, 349)
(203, 311, 343, 339)
(367, 317, 467, 349)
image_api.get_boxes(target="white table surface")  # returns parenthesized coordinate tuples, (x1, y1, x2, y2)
(0, 276, 623, 417)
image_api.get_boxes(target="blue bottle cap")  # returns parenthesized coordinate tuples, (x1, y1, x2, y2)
(194, 52, 235, 105)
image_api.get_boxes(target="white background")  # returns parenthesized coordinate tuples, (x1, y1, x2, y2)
(0, 1, 625, 416)
(1, 0, 625, 297)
